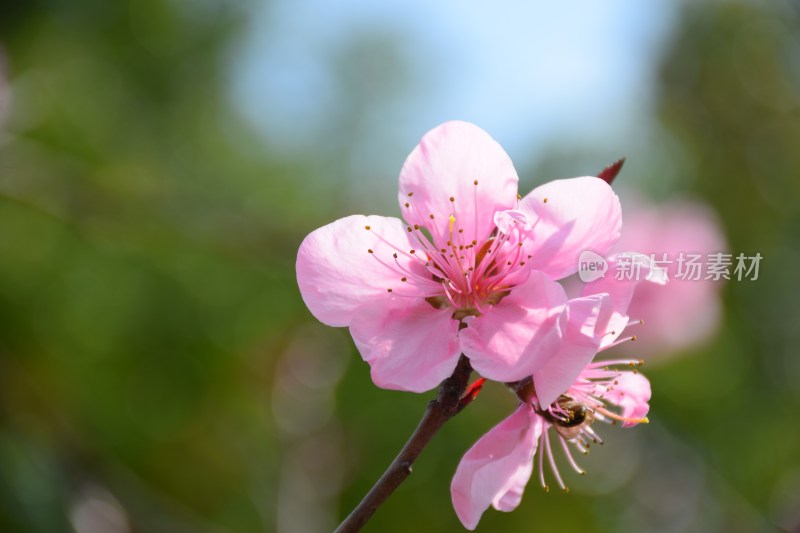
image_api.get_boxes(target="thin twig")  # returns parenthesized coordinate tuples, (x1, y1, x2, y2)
(334, 355, 474, 533)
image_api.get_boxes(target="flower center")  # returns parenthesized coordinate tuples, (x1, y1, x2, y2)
(419, 211, 531, 317)
(544, 396, 596, 441)
(366, 186, 534, 319)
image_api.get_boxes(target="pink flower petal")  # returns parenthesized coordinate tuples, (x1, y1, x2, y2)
(451, 404, 542, 530)
(491, 460, 533, 513)
(518, 177, 622, 280)
(582, 252, 668, 348)
(603, 372, 651, 427)
(296, 215, 426, 327)
(349, 298, 461, 392)
(533, 294, 608, 407)
(460, 271, 567, 382)
(398, 121, 519, 246)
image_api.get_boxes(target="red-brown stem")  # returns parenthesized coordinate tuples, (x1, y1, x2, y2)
(334, 355, 474, 533)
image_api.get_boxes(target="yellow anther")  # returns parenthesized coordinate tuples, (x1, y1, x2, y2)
(449, 214, 456, 234)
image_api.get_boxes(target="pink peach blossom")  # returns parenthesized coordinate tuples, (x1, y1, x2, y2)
(613, 198, 727, 359)
(296, 121, 631, 392)
(451, 358, 651, 530)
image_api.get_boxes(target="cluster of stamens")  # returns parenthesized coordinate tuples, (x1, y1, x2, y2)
(365, 181, 537, 319)
(532, 355, 647, 493)
(509, 321, 647, 494)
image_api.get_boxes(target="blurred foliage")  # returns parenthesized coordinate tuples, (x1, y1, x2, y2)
(0, 1, 310, 531)
(0, 1, 799, 532)
(650, 0, 800, 522)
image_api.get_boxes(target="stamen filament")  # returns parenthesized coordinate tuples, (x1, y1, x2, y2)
(595, 406, 649, 425)
(543, 430, 566, 491)
(558, 435, 585, 475)
(538, 428, 547, 490)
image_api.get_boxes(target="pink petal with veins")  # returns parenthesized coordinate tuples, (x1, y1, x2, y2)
(460, 271, 567, 382)
(350, 298, 461, 393)
(297, 215, 428, 327)
(533, 294, 608, 407)
(451, 404, 542, 530)
(519, 177, 622, 280)
(398, 121, 519, 245)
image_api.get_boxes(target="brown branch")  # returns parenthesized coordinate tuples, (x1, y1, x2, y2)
(334, 355, 474, 533)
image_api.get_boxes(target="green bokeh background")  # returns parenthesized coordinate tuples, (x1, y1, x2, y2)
(1, 1, 799, 532)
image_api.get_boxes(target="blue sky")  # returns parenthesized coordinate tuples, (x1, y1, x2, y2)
(230, 0, 681, 184)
